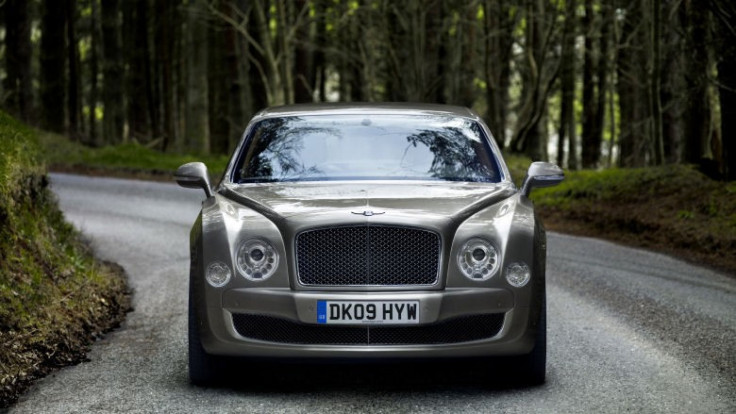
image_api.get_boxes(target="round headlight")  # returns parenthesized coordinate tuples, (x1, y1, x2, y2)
(236, 239, 279, 281)
(206, 261, 232, 288)
(457, 238, 499, 280)
(505, 262, 531, 287)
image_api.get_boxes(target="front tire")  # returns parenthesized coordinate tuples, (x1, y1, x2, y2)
(516, 299, 546, 385)
(188, 293, 225, 386)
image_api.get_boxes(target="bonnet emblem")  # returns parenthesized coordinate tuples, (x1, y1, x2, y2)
(351, 210, 385, 216)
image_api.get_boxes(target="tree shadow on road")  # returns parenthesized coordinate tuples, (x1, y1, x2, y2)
(197, 357, 544, 393)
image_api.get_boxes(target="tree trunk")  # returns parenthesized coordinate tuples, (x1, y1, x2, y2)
(277, 0, 295, 104)
(293, 0, 313, 103)
(558, 0, 576, 168)
(581, 0, 598, 168)
(660, 0, 684, 163)
(455, 3, 476, 107)
(223, 1, 246, 150)
(712, 0, 736, 179)
(616, 0, 648, 167)
(88, 0, 100, 145)
(40, 0, 67, 132)
(482, 0, 515, 149)
(155, 0, 176, 151)
(3, 0, 33, 123)
(511, 0, 556, 161)
(719, 53, 736, 180)
(247, 3, 268, 112)
(313, 1, 327, 102)
(594, 2, 612, 165)
(185, 0, 209, 154)
(101, 0, 124, 144)
(124, 0, 153, 142)
(208, 10, 230, 154)
(649, 0, 664, 165)
(67, 0, 82, 141)
(680, 0, 712, 165)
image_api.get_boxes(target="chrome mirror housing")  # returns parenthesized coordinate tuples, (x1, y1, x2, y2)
(174, 162, 214, 198)
(520, 162, 564, 198)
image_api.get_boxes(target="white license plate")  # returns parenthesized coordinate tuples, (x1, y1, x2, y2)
(317, 300, 420, 325)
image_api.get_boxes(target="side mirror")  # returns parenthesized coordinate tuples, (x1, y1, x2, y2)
(174, 162, 214, 198)
(520, 162, 564, 198)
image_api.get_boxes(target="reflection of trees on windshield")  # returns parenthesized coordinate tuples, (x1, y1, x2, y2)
(234, 115, 500, 183)
(238, 118, 328, 182)
(406, 127, 495, 182)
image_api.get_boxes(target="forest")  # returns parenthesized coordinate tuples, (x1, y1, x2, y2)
(1, 0, 735, 179)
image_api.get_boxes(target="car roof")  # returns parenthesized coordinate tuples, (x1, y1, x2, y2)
(254, 102, 480, 120)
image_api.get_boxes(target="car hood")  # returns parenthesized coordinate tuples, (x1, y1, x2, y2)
(219, 181, 517, 226)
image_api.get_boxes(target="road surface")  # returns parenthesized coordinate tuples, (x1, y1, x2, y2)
(10, 173, 736, 413)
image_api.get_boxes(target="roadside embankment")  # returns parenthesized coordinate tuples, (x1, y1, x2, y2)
(532, 165, 736, 275)
(0, 112, 131, 408)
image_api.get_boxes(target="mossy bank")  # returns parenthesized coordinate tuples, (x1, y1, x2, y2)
(0, 112, 131, 408)
(531, 165, 736, 275)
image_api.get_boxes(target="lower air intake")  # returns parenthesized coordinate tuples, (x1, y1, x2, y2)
(231, 313, 504, 345)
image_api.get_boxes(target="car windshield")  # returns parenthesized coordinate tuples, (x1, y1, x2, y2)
(232, 114, 502, 183)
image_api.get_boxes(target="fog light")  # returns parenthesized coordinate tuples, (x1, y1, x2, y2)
(505, 262, 531, 287)
(206, 261, 231, 287)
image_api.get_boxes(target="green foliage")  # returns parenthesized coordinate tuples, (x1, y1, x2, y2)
(501, 151, 532, 186)
(678, 210, 695, 220)
(38, 132, 230, 179)
(0, 111, 129, 407)
(532, 164, 736, 273)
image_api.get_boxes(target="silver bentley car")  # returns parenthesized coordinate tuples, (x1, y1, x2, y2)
(175, 103, 563, 386)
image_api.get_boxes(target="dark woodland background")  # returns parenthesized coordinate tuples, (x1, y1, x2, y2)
(2, 0, 735, 178)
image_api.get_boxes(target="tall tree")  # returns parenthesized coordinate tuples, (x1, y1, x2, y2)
(101, 0, 124, 144)
(581, 0, 599, 168)
(154, 0, 177, 151)
(246, 3, 269, 112)
(207, 5, 230, 154)
(594, 2, 612, 164)
(67, 0, 82, 140)
(482, 0, 516, 149)
(711, 0, 736, 179)
(87, 0, 101, 145)
(124, 0, 154, 142)
(648, 0, 664, 165)
(293, 0, 314, 103)
(558, 0, 577, 168)
(660, 0, 684, 163)
(3, 0, 33, 122)
(617, 0, 648, 167)
(510, 0, 558, 161)
(184, 0, 210, 154)
(40, 0, 67, 133)
(450, 2, 477, 107)
(679, 0, 713, 167)
(312, 1, 328, 102)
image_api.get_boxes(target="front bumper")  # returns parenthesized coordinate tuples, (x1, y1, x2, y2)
(197, 287, 538, 358)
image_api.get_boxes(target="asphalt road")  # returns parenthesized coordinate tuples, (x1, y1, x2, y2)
(10, 173, 736, 413)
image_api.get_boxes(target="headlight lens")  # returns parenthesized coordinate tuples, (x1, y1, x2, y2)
(206, 261, 232, 287)
(457, 238, 499, 280)
(236, 239, 279, 281)
(505, 262, 531, 287)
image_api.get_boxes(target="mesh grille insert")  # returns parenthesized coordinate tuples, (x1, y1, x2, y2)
(296, 225, 440, 286)
(232, 313, 505, 345)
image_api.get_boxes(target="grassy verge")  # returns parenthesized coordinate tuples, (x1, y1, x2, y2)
(0, 112, 131, 407)
(531, 165, 736, 275)
(39, 131, 230, 181)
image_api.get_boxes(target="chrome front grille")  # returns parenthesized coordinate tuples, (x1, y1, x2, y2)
(296, 225, 440, 286)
